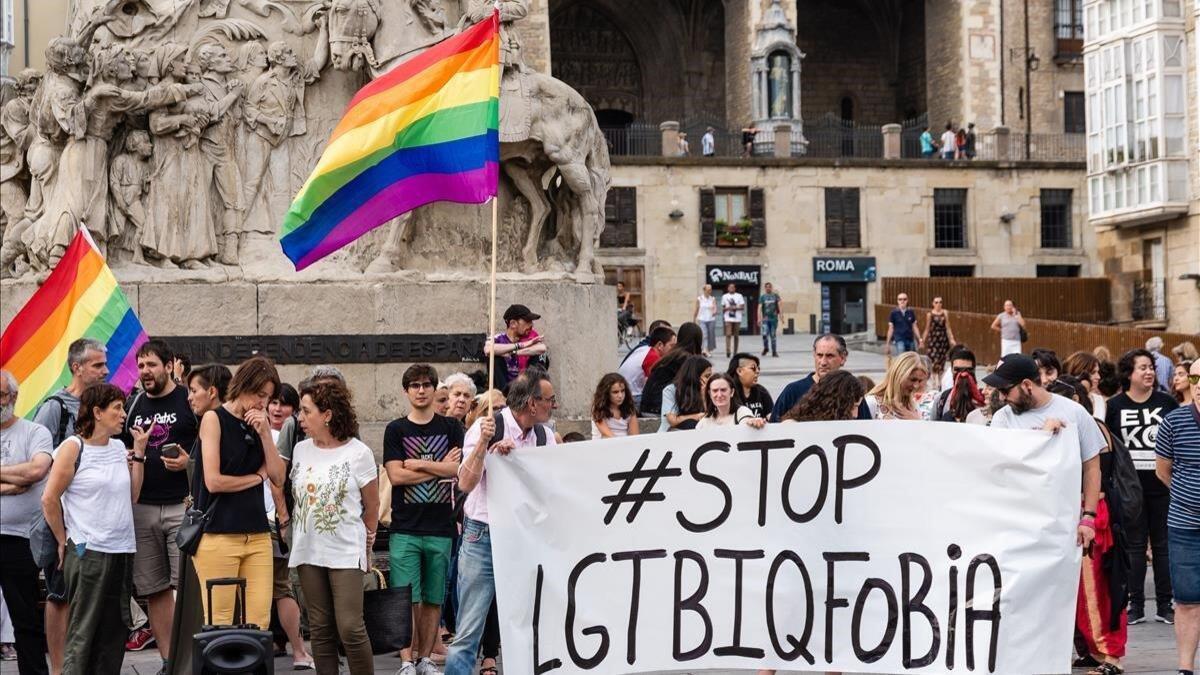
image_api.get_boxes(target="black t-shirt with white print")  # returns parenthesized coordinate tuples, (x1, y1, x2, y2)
(1105, 390, 1178, 494)
(120, 385, 198, 504)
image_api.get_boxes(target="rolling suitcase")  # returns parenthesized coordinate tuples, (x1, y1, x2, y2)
(191, 577, 275, 674)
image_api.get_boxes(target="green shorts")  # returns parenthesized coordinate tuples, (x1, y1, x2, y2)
(389, 533, 452, 605)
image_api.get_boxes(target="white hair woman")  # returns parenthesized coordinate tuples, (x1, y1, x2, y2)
(444, 373, 477, 423)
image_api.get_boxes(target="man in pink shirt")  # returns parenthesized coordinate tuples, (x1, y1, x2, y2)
(445, 371, 558, 675)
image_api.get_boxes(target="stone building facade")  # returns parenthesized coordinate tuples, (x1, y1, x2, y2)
(1082, 0, 1200, 334)
(598, 158, 1091, 335)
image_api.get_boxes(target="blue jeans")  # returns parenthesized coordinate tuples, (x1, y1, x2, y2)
(891, 337, 916, 354)
(761, 318, 778, 353)
(445, 518, 494, 675)
(700, 320, 717, 353)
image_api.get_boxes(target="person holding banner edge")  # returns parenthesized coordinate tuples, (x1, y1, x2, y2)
(446, 371, 558, 675)
(985, 354, 1103, 552)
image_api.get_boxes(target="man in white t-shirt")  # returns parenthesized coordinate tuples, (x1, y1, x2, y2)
(986, 354, 1103, 549)
(721, 283, 745, 358)
(940, 123, 958, 160)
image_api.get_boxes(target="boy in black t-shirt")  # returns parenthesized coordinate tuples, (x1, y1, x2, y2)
(119, 340, 198, 666)
(1106, 348, 1179, 624)
(384, 365, 463, 675)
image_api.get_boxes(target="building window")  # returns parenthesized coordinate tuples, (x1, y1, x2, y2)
(1040, 189, 1073, 249)
(824, 188, 861, 249)
(933, 189, 967, 249)
(1064, 92, 1085, 133)
(1055, 0, 1083, 60)
(1036, 265, 1081, 277)
(700, 188, 766, 247)
(929, 265, 975, 277)
(600, 187, 637, 248)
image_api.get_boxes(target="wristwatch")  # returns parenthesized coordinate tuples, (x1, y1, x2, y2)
(130, 455, 146, 463)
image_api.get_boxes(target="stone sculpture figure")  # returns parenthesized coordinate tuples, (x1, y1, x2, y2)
(234, 41, 269, 89)
(0, 70, 40, 236)
(409, 0, 446, 35)
(32, 43, 195, 266)
(240, 41, 310, 237)
(143, 44, 215, 267)
(193, 44, 246, 264)
(108, 129, 153, 264)
(327, 0, 382, 71)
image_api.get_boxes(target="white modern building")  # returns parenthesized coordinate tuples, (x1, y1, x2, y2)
(1083, 0, 1200, 331)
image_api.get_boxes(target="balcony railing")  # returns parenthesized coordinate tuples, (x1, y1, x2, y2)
(1131, 279, 1167, 322)
(603, 115, 1085, 163)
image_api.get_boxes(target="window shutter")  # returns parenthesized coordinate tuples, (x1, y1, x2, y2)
(699, 188, 716, 246)
(600, 188, 638, 248)
(825, 189, 844, 248)
(843, 189, 861, 248)
(748, 188, 766, 246)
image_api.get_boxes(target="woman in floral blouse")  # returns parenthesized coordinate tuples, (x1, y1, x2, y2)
(289, 380, 378, 675)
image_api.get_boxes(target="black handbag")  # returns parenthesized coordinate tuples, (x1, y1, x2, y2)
(362, 568, 412, 654)
(176, 497, 220, 556)
(1018, 325, 1029, 343)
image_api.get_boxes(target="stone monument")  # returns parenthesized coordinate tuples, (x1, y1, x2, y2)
(0, 0, 613, 441)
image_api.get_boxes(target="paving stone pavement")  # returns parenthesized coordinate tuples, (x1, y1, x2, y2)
(1, 335, 1189, 674)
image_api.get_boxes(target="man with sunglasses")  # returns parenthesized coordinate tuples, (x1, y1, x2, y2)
(985, 354, 1104, 553)
(1155, 360, 1200, 675)
(384, 364, 465, 675)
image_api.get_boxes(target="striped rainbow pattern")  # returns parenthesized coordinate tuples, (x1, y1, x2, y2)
(279, 11, 501, 270)
(1, 228, 148, 419)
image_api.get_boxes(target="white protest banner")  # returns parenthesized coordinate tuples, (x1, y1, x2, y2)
(485, 421, 1083, 675)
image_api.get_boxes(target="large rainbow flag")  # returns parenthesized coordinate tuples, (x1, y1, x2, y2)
(1, 228, 148, 418)
(280, 11, 501, 270)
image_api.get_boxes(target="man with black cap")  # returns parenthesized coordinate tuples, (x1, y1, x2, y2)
(985, 353, 1104, 550)
(484, 304, 548, 391)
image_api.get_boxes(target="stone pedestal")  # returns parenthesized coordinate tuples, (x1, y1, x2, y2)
(1, 278, 613, 451)
(992, 126, 1011, 160)
(773, 124, 792, 158)
(660, 121, 680, 157)
(882, 123, 902, 159)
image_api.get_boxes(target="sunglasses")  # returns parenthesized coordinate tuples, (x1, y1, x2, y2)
(1189, 374, 1200, 385)
(953, 366, 974, 374)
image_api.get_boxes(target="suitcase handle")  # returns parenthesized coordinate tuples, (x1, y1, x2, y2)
(205, 577, 247, 627)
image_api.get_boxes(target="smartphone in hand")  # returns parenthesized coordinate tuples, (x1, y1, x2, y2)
(160, 443, 183, 459)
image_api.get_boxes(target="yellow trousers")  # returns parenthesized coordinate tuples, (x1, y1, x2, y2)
(191, 532, 273, 629)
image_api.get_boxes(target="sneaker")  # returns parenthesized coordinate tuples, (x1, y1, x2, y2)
(1126, 605, 1146, 625)
(0, 644, 17, 661)
(416, 657, 443, 675)
(1156, 606, 1175, 624)
(125, 626, 156, 651)
(396, 661, 417, 675)
(762, 347, 769, 356)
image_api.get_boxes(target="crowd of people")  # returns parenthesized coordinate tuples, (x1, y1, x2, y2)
(0, 296, 1198, 675)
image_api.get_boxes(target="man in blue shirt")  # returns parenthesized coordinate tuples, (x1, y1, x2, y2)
(1155, 359, 1200, 675)
(770, 334, 871, 422)
(885, 292, 921, 357)
(919, 126, 937, 158)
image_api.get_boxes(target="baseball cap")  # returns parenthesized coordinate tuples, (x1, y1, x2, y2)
(503, 304, 541, 323)
(982, 354, 1039, 390)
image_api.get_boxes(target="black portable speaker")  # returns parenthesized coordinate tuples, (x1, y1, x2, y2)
(192, 577, 275, 674)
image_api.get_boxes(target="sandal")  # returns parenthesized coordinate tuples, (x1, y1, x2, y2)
(1086, 663, 1123, 675)
(1074, 655, 1101, 668)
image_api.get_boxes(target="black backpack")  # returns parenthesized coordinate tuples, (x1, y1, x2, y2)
(1096, 421, 1143, 532)
(43, 395, 75, 447)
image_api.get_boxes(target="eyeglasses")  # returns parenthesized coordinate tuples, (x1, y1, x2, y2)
(953, 366, 974, 374)
(0, 391, 13, 402)
(535, 395, 558, 405)
(407, 382, 435, 390)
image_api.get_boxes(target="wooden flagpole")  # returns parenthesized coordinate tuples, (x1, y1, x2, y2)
(486, 196, 498, 416)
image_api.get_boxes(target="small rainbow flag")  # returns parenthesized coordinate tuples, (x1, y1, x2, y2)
(1, 228, 148, 418)
(280, 11, 501, 270)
